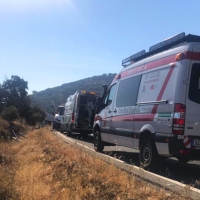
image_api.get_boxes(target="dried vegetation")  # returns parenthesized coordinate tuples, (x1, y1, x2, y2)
(0, 124, 192, 200)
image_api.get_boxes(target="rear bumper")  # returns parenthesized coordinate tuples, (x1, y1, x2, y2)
(72, 125, 93, 135)
(155, 133, 200, 160)
(169, 135, 200, 160)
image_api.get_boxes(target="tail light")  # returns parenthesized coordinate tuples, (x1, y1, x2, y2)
(172, 103, 186, 135)
(71, 113, 75, 123)
(180, 150, 189, 154)
(94, 115, 102, 122)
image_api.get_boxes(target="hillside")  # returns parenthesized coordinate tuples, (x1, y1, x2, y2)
(30, 73, 116, 110)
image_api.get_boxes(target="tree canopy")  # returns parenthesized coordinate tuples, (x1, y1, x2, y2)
(0, 75, 44, 125)
(2, 75, 28, 109)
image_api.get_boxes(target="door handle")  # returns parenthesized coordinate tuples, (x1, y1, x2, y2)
(108, 110, 112, 113)
(113, 109, 117, 113)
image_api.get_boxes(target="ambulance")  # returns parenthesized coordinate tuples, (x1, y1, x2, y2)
(93, 32, 200, 170)
(45, 104, 64, 130)
(61, 90, 99, 136)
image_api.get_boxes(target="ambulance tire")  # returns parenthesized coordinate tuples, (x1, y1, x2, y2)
(53, 121, 58, 130)
(51, 121, 55, 130)
(139, 139, 158, 171)
(60, 126, 63, 133)
(177, 157, 190, 163)
(94, 129, 104, 153)
(66, 124, 72, 136)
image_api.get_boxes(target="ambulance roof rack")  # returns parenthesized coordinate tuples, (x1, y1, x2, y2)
(122, 32, 200, 67)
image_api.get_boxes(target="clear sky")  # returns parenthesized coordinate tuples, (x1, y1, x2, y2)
(1, 0, 200, 94)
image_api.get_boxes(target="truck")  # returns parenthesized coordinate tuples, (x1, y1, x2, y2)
(60, 90, 100, 136)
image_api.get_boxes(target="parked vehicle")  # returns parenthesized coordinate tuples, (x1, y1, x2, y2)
(44, 105, 55, 124)
(60, 90, 99, 136)
(52, 105, 65, 130)
(45, 104, 65, 129)
(93, 32, 200, 170)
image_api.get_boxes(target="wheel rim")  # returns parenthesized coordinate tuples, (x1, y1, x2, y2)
(142, 144, 152, 164)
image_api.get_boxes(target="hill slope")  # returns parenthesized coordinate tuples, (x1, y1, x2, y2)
(30, 73, 116, 110)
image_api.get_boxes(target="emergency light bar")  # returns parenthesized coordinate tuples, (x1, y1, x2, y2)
(80, 90, 97, 95)
(122, 50, 146, 67)
(122, 32, 200, 68)
(149, 32, 185, 52)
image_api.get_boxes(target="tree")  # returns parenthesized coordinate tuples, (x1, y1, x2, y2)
(2, 76, 29, 114)
(28, 107, 44, 125)
(0, 75, 45, 126)
(1, 106, 19, 122)
(0, 85, 7, 113)
(32, 91, 38, 95)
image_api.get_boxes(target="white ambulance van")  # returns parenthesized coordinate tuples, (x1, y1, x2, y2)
(93, 32, 200, 170)
(61, 90, 98, 136)
(45, 104, 65, 129)
(45, 105, 55, 124)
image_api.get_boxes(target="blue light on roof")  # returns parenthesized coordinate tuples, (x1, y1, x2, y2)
(149, 32, 185, 52)
(122, 50, 146, 66)
(122, 32, 188, 67)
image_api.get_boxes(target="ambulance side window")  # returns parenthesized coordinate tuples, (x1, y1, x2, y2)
(116, 75, 141, 107)
(104, 84, 117, 106)
(189, 63, 200, 104)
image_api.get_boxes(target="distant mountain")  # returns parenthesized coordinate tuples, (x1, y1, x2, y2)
(30, 73, 116, 110)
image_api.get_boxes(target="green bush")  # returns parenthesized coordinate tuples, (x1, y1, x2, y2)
(1, 106, 19, 122)
(29, 111, 44, 126)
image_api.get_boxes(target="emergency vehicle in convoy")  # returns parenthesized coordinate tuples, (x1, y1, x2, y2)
(45, 104, 65, 130)
(53, 105, 65, 130)
(60, 90, 99, 136)
(93, 32, 200, 170)
(45, 105, 55, 124)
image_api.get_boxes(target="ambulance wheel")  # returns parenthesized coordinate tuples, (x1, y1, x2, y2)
(94, 129, 104, 152)
(66, 125, 72, 136)
(139, 139, 158, 171)
(51, 121, 55, 130)
(177, 157, 190, 163)
(66, 129, 71, 136)
(60, 126, 63, 133)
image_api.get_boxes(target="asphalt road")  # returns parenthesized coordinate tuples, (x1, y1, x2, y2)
(61, 132, 200, 189)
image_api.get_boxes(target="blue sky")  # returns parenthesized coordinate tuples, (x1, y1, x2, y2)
(1, 0, 200, 94)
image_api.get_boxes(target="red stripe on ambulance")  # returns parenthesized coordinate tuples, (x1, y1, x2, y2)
(151, 64, 176, 114)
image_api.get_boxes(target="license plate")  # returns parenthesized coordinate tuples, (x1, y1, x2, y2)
(192, 139, 200, 147)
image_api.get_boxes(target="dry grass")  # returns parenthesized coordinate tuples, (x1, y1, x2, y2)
(0, 126, 192, 200)
(0, 118, 10, 140)
(0, 118, 28, 141)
